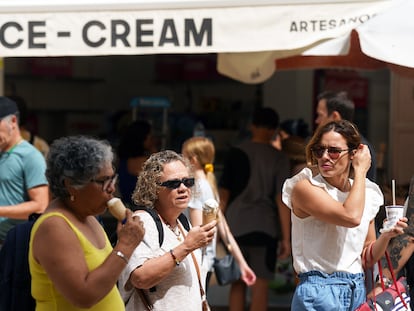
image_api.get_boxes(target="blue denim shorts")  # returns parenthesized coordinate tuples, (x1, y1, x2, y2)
(291, 270, 366, 311)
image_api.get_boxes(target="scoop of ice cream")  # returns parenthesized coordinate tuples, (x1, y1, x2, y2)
(203, 198, 219, 212)
(107, 198, 127, 221)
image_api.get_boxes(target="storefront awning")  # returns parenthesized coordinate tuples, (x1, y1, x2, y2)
(1, 0, 412, 83)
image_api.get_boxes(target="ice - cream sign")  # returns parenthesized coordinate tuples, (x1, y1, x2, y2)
(0, 15, 213, 56)
(0, 1, 391, 58)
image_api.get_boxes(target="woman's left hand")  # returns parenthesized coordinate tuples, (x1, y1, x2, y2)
(184, 220, 217, 251)
(381, 217, 409, 238)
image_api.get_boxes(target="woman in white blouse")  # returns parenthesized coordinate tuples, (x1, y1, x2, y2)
(282, 120, 407, 310)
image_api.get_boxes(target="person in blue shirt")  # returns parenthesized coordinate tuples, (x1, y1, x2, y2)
(0, 97, 49, 245)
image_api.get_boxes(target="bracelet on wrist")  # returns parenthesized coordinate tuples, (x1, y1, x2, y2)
(169, 249, 180, 266)
(114, 250, 129, 264)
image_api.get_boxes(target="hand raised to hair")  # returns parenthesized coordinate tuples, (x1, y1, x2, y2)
(351, 144, 371, 175)
(183, 220, 217, 251)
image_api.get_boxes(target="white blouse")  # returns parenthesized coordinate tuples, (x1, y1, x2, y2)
(282, 168, 383, 274)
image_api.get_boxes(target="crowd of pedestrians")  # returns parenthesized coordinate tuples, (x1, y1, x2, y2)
(0, 91, 411, 311)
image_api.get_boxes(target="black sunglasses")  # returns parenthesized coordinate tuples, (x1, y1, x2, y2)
(159, 177, 195, 189)
(311, 146, 352, 160)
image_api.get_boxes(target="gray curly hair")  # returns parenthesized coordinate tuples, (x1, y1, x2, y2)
(46, 136, 114, 198)
(132, 150, 192, 208)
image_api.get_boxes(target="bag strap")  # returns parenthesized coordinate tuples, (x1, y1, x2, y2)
(178, 223, 210, 311)
(137, 289, 154, 311)
(384, 251, 408, 309)
(368, 245, 379, 311)
(371, 246, 408, 310)
(190, 252, 210, 311)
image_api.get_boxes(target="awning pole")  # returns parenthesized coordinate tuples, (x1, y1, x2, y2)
(0, 58, 4, 95)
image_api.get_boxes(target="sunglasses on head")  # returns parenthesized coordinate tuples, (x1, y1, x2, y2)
(311, 146, 353, 160)
(159, 177, 195, 189)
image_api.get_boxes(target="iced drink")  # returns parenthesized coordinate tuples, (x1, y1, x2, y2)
(385, 205, 404, 228)
(107, 198, 127, 222)
(202, 198, 219, 225)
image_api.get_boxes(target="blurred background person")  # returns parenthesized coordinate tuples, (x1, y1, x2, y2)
(219, 107, 291, 311)
(117, 120, 157, 207)
(9, 95, 49, 158)
(29, 136, 145, 310)
(0, 97, 49, 246)
(119, 150, 217, 311)
(181, 136, 256, 289)
(279, 118, 310, 142)
(281, 136, 307, 176)
(4, 82, 49, 158)
(274, 118, 310, 176)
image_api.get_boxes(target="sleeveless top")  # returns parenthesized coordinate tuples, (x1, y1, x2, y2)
(29, 212, 125, 311)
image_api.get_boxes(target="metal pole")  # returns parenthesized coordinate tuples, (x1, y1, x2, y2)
(0, 58, 4, 95)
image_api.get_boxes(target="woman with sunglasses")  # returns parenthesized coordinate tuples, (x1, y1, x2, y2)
(29, 136, 145, 310)
(118, 150, 217, 311)
(282, 120, 407, 310)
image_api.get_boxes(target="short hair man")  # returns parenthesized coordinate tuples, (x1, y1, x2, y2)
(315, 91, 377, 181)
(0, 97, 49, 244)
(219, 107, 291, 311)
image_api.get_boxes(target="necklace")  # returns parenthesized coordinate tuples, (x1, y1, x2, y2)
(157, 212, 182, 241)
(166, 223, 182, 241)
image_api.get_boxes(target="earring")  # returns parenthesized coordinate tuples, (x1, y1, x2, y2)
(70, 194, 75, 201)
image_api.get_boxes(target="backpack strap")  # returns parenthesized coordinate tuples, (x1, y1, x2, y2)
(178, 213, 190, 232)
(132, 205, 164, 247)
(132, 205, 190, 247)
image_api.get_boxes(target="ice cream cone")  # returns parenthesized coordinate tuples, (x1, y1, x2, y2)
(107, 198, 127, 221)
(202, 198, 219, 225)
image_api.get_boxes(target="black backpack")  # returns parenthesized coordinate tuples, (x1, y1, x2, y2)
(0, 214, 40, 311)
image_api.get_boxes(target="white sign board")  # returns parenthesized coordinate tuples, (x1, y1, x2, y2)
(0, 0, 391, 57)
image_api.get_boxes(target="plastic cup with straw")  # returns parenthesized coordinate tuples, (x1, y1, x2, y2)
(384, 179, 404, 229)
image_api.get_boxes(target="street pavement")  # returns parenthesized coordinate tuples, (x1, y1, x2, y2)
(207, 280, 292, 311)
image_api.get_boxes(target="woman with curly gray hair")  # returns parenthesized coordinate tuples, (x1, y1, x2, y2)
(29, 136, 145, 311)
(119, 150, 217, 311)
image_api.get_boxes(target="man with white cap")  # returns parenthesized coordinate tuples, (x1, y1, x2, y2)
(0, 96, 49, 245)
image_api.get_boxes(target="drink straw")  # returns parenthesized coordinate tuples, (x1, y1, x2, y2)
(392, 179, 396, 206)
